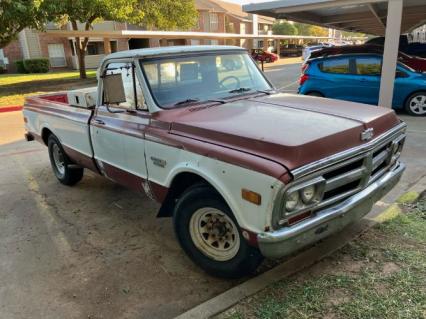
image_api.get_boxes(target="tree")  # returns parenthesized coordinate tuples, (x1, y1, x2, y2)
(293, 22, 328, 37)
(42, 0, 198, 79)
(0, 0, 45, 48)
(272, 22, 298, 36)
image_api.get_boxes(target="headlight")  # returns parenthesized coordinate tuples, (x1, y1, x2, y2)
(282, 177, 325, 216)
(285, 191, 300, 211)
(301, 184, 316, 203)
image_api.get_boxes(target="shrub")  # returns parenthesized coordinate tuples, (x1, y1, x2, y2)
(23, 58, 49, 73)
(15, 60, 28, 73)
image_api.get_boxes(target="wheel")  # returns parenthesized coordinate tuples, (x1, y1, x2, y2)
(48, 134, 84, 186)
(405, 91, 426, 116)
(266, 57, 271, 63)
(173, 184, 264, 278)
(219, 76, 241, 91)
(306, 91, 324, 97)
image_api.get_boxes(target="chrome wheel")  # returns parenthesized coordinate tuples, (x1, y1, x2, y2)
(52, 143, 65, 175)
(189, 208, 240, 261)
(408, 94, 426, 115)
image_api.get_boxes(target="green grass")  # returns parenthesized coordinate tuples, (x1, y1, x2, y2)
(0, 70, 97, 107)
(219, 195, 426, 319)
(0, 70, 96, 86)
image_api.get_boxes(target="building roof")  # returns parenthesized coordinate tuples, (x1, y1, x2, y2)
(196, 0, 275, 25)
(243, 0, 426, 36)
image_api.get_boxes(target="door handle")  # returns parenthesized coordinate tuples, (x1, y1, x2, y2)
(93, 119, 105, 125)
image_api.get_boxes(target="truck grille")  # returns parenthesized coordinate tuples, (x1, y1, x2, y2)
(313, 136, 405, 211)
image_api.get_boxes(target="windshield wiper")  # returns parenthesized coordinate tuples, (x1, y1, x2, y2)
(174, 98, 200, 106)
(229, 87, 252, 94)
(256, 89, 275, 95)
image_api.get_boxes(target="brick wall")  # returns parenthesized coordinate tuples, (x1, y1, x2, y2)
(2, 40, 24, 72)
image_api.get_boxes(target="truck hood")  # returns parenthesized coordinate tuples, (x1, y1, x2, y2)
(167, 93, 400, 171)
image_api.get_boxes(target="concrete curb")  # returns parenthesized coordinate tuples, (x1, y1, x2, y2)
(176, 176, 426, 319)
(0, 106, 23, 113)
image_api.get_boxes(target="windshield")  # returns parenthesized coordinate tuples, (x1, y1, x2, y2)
(140, 52, 272, 108)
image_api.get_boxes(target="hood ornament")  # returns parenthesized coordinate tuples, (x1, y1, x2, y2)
(361, 128, 374, 141)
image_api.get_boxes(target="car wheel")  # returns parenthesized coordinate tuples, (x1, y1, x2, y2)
(306, 91, 324, 97)
(405, 91, 426, 116)
(266, 57, 271, 63)
(173, 184, 263, 278)
(48, 134, 84, 186)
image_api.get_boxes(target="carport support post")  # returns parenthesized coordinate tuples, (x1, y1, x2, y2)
(276, 40, 280, 59)
(378, 0, 403, 108)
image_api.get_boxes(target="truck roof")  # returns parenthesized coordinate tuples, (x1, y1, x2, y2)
(103, 45, 246, 61)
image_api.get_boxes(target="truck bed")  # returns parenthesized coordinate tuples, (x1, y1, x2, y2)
(23, 92, 97, 172)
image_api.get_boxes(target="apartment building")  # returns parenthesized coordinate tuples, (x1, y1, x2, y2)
(411, 24, 426, 43)
(0, 0, 274, 72)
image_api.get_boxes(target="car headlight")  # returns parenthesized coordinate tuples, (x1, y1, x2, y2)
(301, 184, 316, 203)
(285, 191, 300, 211)
(283, 177, 326, 216)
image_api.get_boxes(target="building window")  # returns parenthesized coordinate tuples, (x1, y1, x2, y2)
(210, 13, 219, 31)
(48, 44, 66, 67)
(87, 41, 118, 55)
(87, 42, 105, 55)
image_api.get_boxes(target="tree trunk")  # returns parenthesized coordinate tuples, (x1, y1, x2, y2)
(76, 43, 87, 79)
(71, 20, 90, 79)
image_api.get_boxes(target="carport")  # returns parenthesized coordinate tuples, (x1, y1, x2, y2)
(243, 0, 426, 108)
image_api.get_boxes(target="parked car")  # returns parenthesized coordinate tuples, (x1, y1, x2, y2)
(299, 53, 426, 116)
(23, 46, 406, 278)
(280, 44, 304, 57)
(309, 44, 426, 72)
(366, 35, 426, 57)
(302, 43, 333, 61)
(251, 48, 278, 63)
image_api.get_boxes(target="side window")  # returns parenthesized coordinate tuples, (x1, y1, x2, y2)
(320, 58, 350, 74)
(356, 57, 382, 75)
(103, 62, 146, 110)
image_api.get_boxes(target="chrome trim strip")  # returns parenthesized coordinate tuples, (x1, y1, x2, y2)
(259, 162, 405, 244)
(291, 122, 406, 179)
(324, 167, 365, 192)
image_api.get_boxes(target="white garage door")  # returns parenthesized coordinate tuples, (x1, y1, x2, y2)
(48, 44, 66, 67)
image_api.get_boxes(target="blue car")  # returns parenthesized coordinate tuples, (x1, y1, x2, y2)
(298, 53, 426, 116)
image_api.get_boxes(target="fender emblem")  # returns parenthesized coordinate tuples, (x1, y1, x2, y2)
(361, 128, 374, 141)
(150, 156, 167, 168)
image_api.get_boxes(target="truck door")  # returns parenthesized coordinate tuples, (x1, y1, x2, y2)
(90, 61, 149, 192)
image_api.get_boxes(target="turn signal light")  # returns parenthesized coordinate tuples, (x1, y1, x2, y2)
(242, 189, 262, 205)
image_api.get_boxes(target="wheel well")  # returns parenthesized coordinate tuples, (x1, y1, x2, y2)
(403, 90, 426, 108)
(157, 172, 216, 218)
(41, 128, 53, 145)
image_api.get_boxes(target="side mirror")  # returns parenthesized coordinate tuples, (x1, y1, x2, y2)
(103, 73, 126, 105)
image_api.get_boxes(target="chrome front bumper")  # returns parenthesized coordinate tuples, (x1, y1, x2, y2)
(257, 162, 405, 258)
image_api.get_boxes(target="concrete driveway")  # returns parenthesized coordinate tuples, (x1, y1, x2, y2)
(0, 64, 424, 318)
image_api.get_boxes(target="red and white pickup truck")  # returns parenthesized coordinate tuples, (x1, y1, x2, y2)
(23, 46, 406, 278)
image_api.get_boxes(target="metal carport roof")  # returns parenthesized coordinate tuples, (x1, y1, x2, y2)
(243, 0, 426, 109)
(243, 0, 426, 36)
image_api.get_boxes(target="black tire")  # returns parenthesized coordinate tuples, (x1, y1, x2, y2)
(404, 91, 426, 116)
(47, 134, 84, 186)
(173, 184, 264, 278)
(306, 91, 324, 97)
